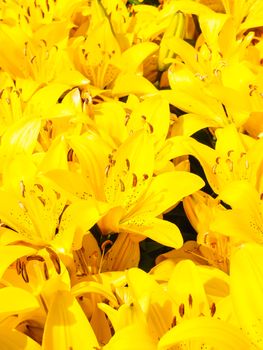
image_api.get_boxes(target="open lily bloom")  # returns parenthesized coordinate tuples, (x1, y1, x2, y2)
(230, 242, 263, 349)
(211, 180, 263, 245)
(164, 124, 263, 195)
(160, 8, 263, 133)
(48, 130, 204, 254)
(99, 261, 249, 349)
(68, 2, 158, 95)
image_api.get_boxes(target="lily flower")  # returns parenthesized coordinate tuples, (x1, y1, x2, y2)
(230, 242, 263, 348)
(48, 130, 204, 255)
(164, 124, 263, 195)
(211, 180, 263, 245)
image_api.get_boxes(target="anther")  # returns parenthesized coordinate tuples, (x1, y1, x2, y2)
(125, 113, 130, 126)
(188, 294, 193, 308)
(38, 196, 46, 206)
(26, 255, 45, 262)
(225, 158, 233, 172)
(215, 156, 220, 164)
(20, 180, 25, 198)
(227, 150, 234, 157)
(18, 201, 27, 212)
(119, 179, 125, 192)
(212, 164, 217, 174)
(43, 262, 49, 280)
(125, 159, 130, 171)
(210, 302, 216, 317)
(147, 122, 154, 133)
(67, 149, 74, 162)
(35, 183, 44, 192)
(21, 262, 29, 283)
(132, 173, 137, 187)
(171, 316, 177, 327)
(179, 303, 185, 317)
(143, 174, 149, 181)
(105, 165, 110, 177)
(245, 159, 249, 169)
(46, 247, 61, 274)
(16, 259, 22, 275)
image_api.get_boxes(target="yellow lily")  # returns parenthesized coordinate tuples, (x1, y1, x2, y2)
(165, 124, 263, 195)
(48, 130, 204, 253)
(211, 180, 263, 245)
(160, 11, 262, 133)
(42, 289, 99, 350)
(230, 242, 263, 348)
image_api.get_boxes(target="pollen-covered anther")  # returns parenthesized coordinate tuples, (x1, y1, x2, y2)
(119, 179, 125, 192)
(21, 261, 29, 283)
(46, 247, 61, 275)
(225, 158, 233, 172)
(125, 159, 130, 171)
(43, 262, 49, 280)
(212, 164, 217, 174)
(105, 165, 110, 177)
(249, 84, 257, 96)
(227, 149, 234, 157)
(179, 303, 185, 317)
(67, 148, 74, 162)
(210, 302, 216, 317)
(132, 173, 137, 187)
(23, 41, 28, 56)
(213, 68, 221, 77)
(38, 196, 46, 206)
(143, 174, 149, 181)
(188, 294, 193, 308)
(147, 122, 154, 133)
(171, 316, 177, 327)
(20, 180, 26, 198)
(26, 255, 45, 262)
(18, 201, 27, 212)
(16, 258, 22, 275)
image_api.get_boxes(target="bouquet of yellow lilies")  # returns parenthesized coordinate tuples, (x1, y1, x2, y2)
(0, 0, 262, 348)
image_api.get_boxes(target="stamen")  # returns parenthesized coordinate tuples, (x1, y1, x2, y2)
(105, 165, 110, 177)
(38, 196, 46, 206)
(245, 159, 249, 169)
(43, 262, 49, 280)
(212, 164, 217, 174)
(21, 262, 29, 283)
(147, 122, 154, 133)
(227, 150, 234, 157)
(179, 303, 185, 317)
(210, 302, 216, 317)
(26, 255, 45, 262)
(143, 174, 149, 181)
(67, 149, 74, 162)
(125, 159, 130, 171)
(188, 294, 193, 308)
(16, 259, 22, 275)
(18, 201, 27, 212)
(171, 316, 177, 327)
(125, 114, 130, 126)
(119, 179, 125, 192)
(46, 247, 61, 274)
(132, 173, 137, 187)
(225, 158, 233, 172)
(20, 180, 25, 198)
